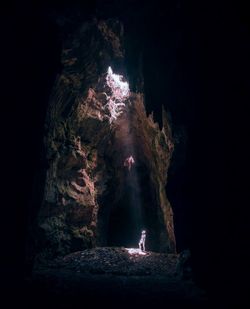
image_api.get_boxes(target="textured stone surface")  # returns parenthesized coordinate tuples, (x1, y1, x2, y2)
(35, 18, 176, 260)
(30, 248, 207, 308)
(36, 247, 179, 276)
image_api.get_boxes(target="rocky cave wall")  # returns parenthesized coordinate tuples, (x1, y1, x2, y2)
(36, 18, 176, 259)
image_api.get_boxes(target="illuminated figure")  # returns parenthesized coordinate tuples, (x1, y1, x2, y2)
(138, 230, 146, 251)
(124, 155, 135, 171)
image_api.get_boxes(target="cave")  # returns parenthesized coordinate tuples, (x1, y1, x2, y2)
(3, 1, 245, 307)
(30, 18, 176, 258)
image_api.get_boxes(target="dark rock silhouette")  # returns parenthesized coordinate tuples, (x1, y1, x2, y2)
(31, 247, 207, 308)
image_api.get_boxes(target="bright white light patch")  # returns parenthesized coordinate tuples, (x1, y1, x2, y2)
(125, 248, 147, 256)
(106, 66, 130, 99)
(104, 66, 130, 123)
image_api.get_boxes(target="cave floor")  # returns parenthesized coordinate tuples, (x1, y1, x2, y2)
(27, 247, 209, 308)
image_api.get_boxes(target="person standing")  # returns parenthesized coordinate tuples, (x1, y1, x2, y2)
(138, 230, 146, 251)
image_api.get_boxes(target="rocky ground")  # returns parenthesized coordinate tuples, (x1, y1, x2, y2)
(25, 247, 209, 308)
(37, 247, 179, 276)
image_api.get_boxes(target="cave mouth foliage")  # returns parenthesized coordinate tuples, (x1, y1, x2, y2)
(34, 18, 176, 262)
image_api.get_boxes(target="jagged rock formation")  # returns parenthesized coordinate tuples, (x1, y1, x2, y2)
(36, 18, 176, 260)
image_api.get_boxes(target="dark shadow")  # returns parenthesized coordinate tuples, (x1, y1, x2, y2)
(103, 164, 166, 252)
